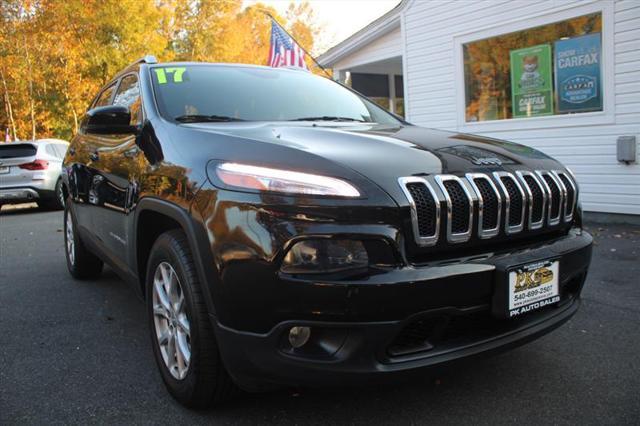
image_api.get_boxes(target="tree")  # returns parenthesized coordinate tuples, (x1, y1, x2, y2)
(0, 0, 320, 140)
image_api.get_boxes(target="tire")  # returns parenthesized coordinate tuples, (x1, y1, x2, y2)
(64, 204, 103, 279)
(146, 230, 236, 408)
(39, 178, 65, 210)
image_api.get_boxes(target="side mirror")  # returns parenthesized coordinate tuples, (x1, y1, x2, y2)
(84, 105, 138, 134)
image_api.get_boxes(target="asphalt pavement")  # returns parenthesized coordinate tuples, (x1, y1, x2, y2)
(1, 204, 639, 425)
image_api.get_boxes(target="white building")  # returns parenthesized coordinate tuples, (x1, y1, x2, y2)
(318, 0, 639, 217)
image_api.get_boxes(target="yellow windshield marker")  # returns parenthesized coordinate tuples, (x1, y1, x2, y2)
(165, 67, 186, 82)
(154, 67, 187, 84)
(154, 68, 167, 84)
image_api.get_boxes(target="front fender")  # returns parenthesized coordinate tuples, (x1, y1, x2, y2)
(133, 197, 221, 317)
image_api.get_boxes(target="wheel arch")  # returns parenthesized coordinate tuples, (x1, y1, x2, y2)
(134, 197, 219, 316)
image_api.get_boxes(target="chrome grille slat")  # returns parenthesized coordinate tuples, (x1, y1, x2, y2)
(466, 173, 501, 239)
(551, 171, 568, 223)
(435, 175, 473, 243)
(493, 172, 525, 234)
(398, 177, 440, 246)
(516, 170, 547, 230)
(536, 170, 563, 226)
(554, 171, 577, 222)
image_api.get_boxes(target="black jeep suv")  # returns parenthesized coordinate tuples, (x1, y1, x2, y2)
(62, 56, 592, 407)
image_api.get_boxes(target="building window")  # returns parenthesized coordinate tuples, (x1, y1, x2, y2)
(463, 12, 602, 122)
(347, 72, 405, 117)
(350, 73, 391, 111)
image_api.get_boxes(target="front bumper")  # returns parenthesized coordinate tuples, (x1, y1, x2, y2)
(213, 230, 592, 391)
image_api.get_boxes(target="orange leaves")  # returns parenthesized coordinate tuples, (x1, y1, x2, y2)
(0, 0, 320, 140)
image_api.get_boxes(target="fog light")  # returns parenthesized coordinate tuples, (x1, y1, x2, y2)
(281, 239, 368, 274)
(288, 326, 311, 348)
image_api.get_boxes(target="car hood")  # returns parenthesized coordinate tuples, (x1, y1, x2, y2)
(183, 122, 564, 205)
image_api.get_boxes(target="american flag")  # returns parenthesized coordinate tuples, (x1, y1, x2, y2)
(268, 19, 309, 71)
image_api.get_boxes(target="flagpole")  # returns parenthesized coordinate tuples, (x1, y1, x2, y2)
(259, 10, 332, 78)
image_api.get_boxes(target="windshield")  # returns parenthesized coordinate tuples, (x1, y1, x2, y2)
(150, 65, 402, 125)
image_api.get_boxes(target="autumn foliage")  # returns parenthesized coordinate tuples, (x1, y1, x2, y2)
(0, 0, 319, 141)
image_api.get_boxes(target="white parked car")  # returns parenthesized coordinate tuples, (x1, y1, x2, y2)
(0, 139, 69, 210)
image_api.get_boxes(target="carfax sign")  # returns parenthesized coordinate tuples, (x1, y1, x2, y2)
(554, 33, 602, 113)
(510, 44, 554, 118)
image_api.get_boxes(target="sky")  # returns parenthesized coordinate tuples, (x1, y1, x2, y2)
(242, 0, 401, 55)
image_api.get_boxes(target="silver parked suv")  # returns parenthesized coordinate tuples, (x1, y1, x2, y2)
(0, 139, 69, 210)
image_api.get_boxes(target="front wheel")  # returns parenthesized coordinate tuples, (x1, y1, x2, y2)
(146, 230, 236, 408)
(64, 204, 103, 279)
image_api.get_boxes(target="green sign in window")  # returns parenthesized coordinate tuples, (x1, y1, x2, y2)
(510, 44, 554, 118)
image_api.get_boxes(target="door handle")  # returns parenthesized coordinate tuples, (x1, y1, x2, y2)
(90, 151, 100, 162)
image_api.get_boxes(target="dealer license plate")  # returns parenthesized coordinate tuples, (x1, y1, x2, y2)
(0, 166, 9, 174)
(508, 260, 560, 317)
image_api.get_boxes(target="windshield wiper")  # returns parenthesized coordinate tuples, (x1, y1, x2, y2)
(290, 116, 366, 122)
(175, 114, 245, 123)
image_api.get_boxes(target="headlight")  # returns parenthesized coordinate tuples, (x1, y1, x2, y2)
(281, 239, 369, 274)
(216, 162, 360, 197)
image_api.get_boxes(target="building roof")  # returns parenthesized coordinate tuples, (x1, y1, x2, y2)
(317, 0, 407, 67)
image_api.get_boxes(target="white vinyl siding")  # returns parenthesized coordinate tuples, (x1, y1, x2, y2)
(403, 0, 640, 215)
(332, 26, 403, 71)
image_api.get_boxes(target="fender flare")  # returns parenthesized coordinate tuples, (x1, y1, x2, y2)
(133, 197, 219, 316)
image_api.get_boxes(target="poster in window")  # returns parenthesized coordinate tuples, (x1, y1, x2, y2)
(554, 33, 602, 113)
(510, 44, 554, 118)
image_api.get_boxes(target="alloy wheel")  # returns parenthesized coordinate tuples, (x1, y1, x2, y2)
(152, 261, 191, 380)
(57, 183, 65, 208)
(65, 213, 75, 266)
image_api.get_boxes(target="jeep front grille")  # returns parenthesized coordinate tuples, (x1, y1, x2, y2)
(435, 175, 473, 243)
(398, 176, 440, 246)
(398, 170, 577, 247)
(537, 170, 563, 226)
(494, 172, 525, 234)
(556, 171, 577, 222)
(517, 171, 546, 229)
(406, 181, 438, 237)
(466, 173, 501, 239)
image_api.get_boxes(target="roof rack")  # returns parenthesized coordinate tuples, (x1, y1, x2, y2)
(125, 55, 158, 69)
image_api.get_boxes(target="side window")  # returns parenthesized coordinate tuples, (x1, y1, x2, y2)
(55, 144, 69, 158)
(45, 144, 58, 158)
(93, 83, 117, 107)
(113, 74, 142, 124)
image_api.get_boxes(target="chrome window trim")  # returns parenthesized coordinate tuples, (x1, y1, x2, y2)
(434, 175, 473, 243)
(535, 170, 563, 226)
(515, 170, 546, 230)
(465, 173, 501, 239)
(554, 170, 576, 222)
(492, 171, 525, 234)
(398, 177, 440, 247)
